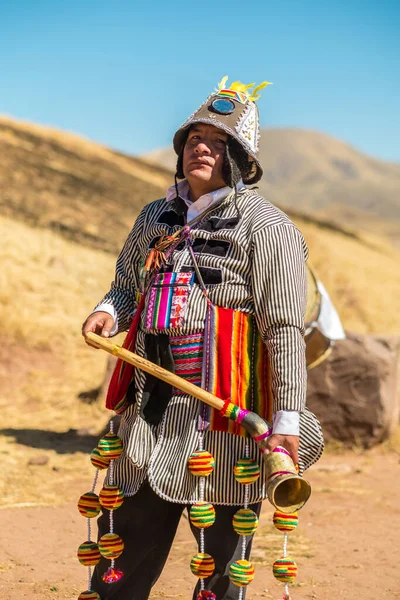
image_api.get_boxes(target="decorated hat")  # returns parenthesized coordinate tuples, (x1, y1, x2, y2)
(173, 76, 271, 184)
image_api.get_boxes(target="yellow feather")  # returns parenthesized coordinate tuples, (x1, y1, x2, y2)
(216, 77, 272, 101)
(217, 75, 229, 90)
(248, 81, 272, 101)
(230, 81, 255, 93)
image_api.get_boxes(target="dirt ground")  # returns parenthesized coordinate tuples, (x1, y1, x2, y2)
(0, 445, 399, 600)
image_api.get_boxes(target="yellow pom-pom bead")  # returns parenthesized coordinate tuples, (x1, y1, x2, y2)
(98, 433, 124, 460)
(189, 502, 216, 529)
(272, 557, 298, 583)
(190, 553, 215, 578)
(233, 458, 260, 484)
(77, 541, 101, 566)
(90, 447, 110, 470)
(77, 492, 101, 518)
(272, 511, 298, 532)
(229, 560, 255, 587)
(232, 508, 258, 536)
(188, 450, 215, 477)
(99, 485, 124, 510)
(77, 591, 101, 600)
(98, 533, 124, 559)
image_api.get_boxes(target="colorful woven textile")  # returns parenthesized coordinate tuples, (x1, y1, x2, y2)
(218, 88, 247, 104)
(202, 304, 272, 436)
(170, 332, 204, 394)
(145, 272, 194, 330)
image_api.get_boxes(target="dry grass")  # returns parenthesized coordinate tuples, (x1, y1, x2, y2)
(0, 114, 172, 190)
(0, 438, 103, 508)
(0, 115, 172, 254)
(252, 521, 313, 565)
(380, 424, 400, 455)
(0, 215, 119, 506)
(299, 218, 400, 334)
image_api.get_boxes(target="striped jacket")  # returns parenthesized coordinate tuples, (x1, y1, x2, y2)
(97, 187, 324, 505)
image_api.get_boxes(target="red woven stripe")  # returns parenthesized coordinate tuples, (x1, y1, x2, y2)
(106, 295, 146, 411)
(209, 306, 233, 431)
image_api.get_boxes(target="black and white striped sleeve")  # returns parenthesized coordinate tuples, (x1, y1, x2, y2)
(94, 206, 147, 333)
(251, 223, 308, 414)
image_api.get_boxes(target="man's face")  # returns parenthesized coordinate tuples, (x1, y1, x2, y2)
(182, 123, 228, 191)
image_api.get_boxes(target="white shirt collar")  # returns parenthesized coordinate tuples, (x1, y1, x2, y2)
(166, 179, 246, 222)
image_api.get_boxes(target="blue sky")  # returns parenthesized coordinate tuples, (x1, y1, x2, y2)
(1, 0, 399, 161)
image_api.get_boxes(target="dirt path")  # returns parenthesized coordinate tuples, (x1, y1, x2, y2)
(0, 448, 399, 600)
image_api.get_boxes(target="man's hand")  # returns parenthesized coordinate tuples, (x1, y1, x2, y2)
(263, 434, 299, 466)
(82, 311, 115, 347)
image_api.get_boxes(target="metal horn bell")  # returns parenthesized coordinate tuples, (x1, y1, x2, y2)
(240, 411, 311, 513)
(264, 447, 311, 513)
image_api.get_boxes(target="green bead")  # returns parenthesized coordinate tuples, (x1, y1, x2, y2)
(189, 502, 216, 529)
(232, 508, 258, 536)
(98, 433, 123, 459)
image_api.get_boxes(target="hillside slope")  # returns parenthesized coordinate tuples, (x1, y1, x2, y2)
(144, 128, 400, 243)
(0, 116, 172, 253)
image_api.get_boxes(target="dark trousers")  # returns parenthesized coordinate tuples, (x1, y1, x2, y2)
(91, 481, 261, 600)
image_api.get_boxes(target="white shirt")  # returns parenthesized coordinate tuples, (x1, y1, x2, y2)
(165, 178, 246, 222)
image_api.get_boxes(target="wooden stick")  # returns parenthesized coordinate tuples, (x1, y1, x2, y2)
(85, 332, 225, 411)
(85, 331, 311, 511)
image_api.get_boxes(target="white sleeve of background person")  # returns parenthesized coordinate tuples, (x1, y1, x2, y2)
(317, 280, 346, 340)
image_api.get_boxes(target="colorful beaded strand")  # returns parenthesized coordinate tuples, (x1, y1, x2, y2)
(272, 511, 299, 599)
(229, 405, 258, 592)
(76, 417, 125, 594)
(86, 500, 92, 591)
(283, 533, 289, 599)
(237, 441, 251, 600)
(100, 418, 125, 584)
(108, 422, 115, 572)
(86, 490, 95, 592)
(188, 406, 217, 600)
(283, 533, 288, 557)
(76, 431, 103, 599)
(198, 431, 206, 592)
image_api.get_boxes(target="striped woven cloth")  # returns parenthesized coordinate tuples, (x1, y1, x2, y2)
(169, 305, 273, 438)
(170, 333, 204, 393)
(202, 303, 273, 437)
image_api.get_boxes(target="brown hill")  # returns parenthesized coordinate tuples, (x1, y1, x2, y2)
(144, 128, 400, 245)
(0, 115, 173, 253)
(2, 115, 399, 255)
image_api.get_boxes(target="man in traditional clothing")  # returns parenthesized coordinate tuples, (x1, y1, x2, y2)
(82, 77, 324, 600)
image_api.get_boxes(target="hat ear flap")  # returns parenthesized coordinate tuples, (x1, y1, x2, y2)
(222, 143, 242, 187)
(176, 149, 185, 180)
(225, 138, 259, 186)
(175, 129, 190, 180)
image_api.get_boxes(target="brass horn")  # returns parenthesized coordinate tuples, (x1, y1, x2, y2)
(238, 410, 311, 512)
(85, 332, 311, 512)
